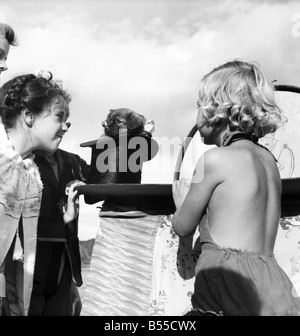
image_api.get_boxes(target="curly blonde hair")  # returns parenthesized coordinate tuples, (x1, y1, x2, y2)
(197, 60, 285, 138)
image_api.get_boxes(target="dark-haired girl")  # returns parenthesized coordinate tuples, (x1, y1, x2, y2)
(0, 73, 78, 316)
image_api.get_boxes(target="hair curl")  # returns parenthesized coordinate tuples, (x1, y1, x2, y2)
(197, 60, 286, 138)
(0, 73, 71, 129)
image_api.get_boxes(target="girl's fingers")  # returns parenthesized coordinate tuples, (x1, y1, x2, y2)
(65, 181, 86, 195)
(68, 189, 79, 200)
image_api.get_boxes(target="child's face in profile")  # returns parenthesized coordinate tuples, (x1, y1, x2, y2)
(32, 95, 70, 152)
(0, 37, 10, 75)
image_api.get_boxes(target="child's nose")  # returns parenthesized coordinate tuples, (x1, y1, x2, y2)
(0, 60, 8, 72)
(62, 122, 69, 131)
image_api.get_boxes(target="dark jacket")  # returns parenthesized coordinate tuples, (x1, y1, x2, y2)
(34, 149, 90, 286)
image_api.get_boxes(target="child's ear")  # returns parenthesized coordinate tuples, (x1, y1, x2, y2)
(127, 113, 145, 130)
(22, 109, 34, 127)
(115, 117, 127, 127)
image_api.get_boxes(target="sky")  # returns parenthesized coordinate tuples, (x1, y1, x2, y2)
(1, 0, 300, 239)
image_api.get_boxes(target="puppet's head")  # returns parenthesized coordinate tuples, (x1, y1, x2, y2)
(102, 108, 147, 138)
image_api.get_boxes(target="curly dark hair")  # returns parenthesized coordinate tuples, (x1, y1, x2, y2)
(0, 73, 71, 129)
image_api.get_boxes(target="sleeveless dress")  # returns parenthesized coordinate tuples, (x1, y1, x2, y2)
(186, 132, 300, 316)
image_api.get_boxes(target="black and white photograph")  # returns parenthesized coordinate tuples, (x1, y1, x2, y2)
(1, 0, 300, 319)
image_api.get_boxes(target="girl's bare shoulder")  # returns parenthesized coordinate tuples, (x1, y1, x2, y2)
(200, 146, 251, 179)
(202, 146, 234, 165)
(194, 147, 234, 181)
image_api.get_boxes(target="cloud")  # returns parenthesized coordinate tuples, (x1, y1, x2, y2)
(1, 0, 300, 169)
(2, 0, 299, 239)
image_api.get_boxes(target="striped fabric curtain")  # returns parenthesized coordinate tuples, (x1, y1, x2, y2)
(81, 211, 201, 316)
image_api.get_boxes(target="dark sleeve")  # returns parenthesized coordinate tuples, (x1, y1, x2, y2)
(72, 153, 91, 182)
(78, 156, 91, 182)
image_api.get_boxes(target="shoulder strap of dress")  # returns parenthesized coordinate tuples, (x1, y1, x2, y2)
(223, 131, 278, 162)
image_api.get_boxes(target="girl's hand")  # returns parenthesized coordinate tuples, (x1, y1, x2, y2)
(172, 178, 192, 210)
(63, 180, 86, 224)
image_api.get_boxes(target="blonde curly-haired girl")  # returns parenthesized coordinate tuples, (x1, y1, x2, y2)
(172, 60, 300, 316)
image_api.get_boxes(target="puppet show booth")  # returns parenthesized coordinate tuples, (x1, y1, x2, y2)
(76, 88, 300, 316)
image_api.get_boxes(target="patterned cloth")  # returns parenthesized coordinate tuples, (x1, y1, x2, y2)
(150, 215, 200, 316)
(275, 216, 300, 298)
(81, 212, 201, 316)
(81, 212, 300, 316)
(0, 124, 43, 316)
(81, 211, 164, 316)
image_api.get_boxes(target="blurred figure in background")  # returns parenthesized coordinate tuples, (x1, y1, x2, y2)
(0, 22, 18, 77)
